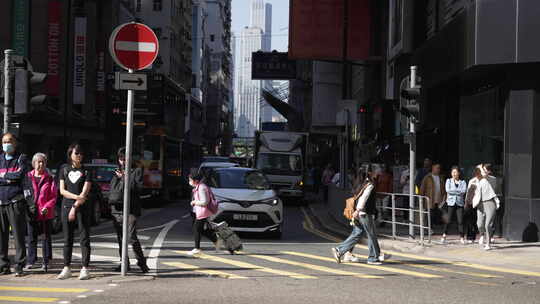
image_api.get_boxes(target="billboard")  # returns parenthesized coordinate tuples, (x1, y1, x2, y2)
(289, 0, 372, 61)
(252, 51, 296, 80)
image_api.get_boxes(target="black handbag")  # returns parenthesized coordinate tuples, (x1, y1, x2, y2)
(22, 175, 37, 218)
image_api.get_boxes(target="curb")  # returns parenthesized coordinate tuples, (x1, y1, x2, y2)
(108, 274, 156, 284)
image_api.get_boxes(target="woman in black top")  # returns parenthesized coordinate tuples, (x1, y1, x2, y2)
(57, 144, 92, 280)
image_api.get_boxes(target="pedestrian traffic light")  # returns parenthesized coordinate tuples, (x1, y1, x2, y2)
(400, 85, 421, 118)
(14, 69, 47, 114)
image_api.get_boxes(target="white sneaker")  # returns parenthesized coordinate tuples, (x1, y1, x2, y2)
(467, 240, 474, 244)
(78, 268, 90, 280)
(490, 237, 495, 244)
(478, 236, 484, 245)
(440, 237, 447, 244)
(56, 267, 71, 280)
(483, 245, 492, 251)
(187, 248, 202, 256)
(342, 252, 360, 263)
(460, 238, 466, 245)
(379, 254, 390, 262)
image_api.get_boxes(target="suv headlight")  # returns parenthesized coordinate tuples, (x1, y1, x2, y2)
(261, 197, 279, 206)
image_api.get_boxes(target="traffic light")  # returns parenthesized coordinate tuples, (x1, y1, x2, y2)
(14, 69, 47, 114)
(400, 84, 421, 119)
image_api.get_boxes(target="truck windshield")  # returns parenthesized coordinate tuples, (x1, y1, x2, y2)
(256, 153, 302, 176)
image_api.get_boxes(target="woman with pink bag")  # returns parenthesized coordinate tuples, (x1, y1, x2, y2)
(187, 173, 218, 256)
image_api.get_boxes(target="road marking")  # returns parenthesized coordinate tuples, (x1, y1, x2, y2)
(0, 296, 59, 303)
(283, 251, 442, 279)
(0, 286, 88, 293)
(468, 281, 500, 287)
(163, 262, 248, 279)
(386, 261, 502, 279)
(301, 207, 539, 279)
(148, 220, 179, 274)
(245, 253, 381, 279)
(175, 251, 316, 279)
(91, 233, 150, 241)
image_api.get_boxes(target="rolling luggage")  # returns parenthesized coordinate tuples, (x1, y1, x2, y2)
(212, 221, 243, 254)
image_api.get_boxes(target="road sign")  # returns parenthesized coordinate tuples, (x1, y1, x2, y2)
(109, 23, 159, 71)
(114, 72, 147, 90)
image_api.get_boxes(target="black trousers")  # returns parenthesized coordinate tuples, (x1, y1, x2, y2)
(464, 208, 478, 241)
(112, 213, 146, 265)
(193, 218, 217, 249)
(61, 202, 91, 267)
(27, 220, 53, 265)
(443, 205, 464, 237)
(0, 201, 27, 271)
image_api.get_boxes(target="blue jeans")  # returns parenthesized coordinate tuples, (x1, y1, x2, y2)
(336, 215, 381, 262)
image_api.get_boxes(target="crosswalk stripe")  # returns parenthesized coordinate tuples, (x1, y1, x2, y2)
(388, 262, 502, 279)
(174, 251, 316, 279)
(354, 244, 540, 278)
(0, 296, 59, 303)
(282, 251, 442, 279)
(162, 262, 248, 279)
(0, 286, 88, 293)
(245, 253, 381, 279)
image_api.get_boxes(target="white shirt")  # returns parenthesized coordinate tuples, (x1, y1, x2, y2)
(331, 172, 340, 185)
(473, 178, 500, 209)
(356, 184, 374, 215)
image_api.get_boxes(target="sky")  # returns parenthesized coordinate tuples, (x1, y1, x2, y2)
(231, 0, 289, 52)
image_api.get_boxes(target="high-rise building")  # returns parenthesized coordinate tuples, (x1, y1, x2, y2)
(234, 0, 272, 138)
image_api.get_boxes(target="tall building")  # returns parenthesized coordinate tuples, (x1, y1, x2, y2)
(234, 0, 272, 138)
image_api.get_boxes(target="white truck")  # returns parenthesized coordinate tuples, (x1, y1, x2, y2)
(254, 131, 308, 201)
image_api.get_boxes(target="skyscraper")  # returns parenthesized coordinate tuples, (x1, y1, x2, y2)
(234, 0, 272, 138)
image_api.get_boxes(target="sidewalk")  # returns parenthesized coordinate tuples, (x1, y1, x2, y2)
(305, 192, 540, 273)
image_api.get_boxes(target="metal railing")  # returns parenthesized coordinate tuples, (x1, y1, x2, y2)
(375, 192, 432, 245)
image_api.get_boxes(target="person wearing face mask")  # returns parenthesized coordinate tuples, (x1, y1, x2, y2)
(24, 153, 57, 272)
(0, 133, 30, 276)
(187, 173, 218, 256)
(109, 148, 149, 273)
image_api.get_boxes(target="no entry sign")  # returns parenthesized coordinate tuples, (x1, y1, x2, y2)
(109, 22, 159, 71)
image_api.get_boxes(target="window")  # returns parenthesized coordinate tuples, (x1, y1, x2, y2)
(210, 34, 215, 42)
(153, 0, 162, 11)
(136, 0, 141, 12)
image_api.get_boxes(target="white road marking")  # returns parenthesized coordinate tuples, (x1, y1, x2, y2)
(91, 233, 151, 241)
(148, 220, 179, 274)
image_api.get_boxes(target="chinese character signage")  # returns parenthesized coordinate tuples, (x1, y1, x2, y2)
(73, 16, 87, 105)
(251, 51, 296, 80)
(12, 0, 30, 57)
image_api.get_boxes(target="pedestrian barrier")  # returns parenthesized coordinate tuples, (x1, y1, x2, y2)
(374, 192, 432, 245)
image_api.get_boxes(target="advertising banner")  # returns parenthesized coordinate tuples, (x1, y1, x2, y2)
(46, 0, 61, 96)
(73, 16, 87, 105)
(12, 0, 30, 57)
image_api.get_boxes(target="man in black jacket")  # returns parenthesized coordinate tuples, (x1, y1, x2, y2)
(0, 133, 29, 276)
(109, 147, 149, 273)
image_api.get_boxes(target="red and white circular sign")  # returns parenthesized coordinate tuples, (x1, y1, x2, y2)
(109, 22, 159, 71)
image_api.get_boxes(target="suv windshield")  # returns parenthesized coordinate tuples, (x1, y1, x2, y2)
(256, 153, 302, 176)
(207, 170, 271, 190)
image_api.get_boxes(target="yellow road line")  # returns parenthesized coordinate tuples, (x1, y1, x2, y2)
(245, 253, 381, 279)
(381, 260, 502, 279)
(174, 251, 316, 279)
(162, 261, 248, 279)
(0, 286, 88, 293)
(301, 206, 540, 278)
(283, 251, 442, 279)
(0, 296, 59, 303)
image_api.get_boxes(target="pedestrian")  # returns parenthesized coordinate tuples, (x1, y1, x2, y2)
(321, 164, 334, 202)
(0, 133, 30, 276)
(441, 166, 467, 244)
(399, 167, 412, 220)
(331, 165, 385, 265)
(187, 173, 218, 256)
(464, 168, 480, 244)
(419, 163, 446, 225)
(473, 165, 500, 250)
(415, 158, 432, 189)
(312, 164, 321, 194)
(109, 148, 149, 273)
(483, 164, 503, 241)
(57, 143, 92, 280)
(25, 153, 57, 272)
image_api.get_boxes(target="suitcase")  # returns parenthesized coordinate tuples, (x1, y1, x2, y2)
(212, 221, 243, 254)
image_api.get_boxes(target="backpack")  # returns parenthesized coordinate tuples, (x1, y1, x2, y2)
(206, 186, 219, 214)
(343, 183, 367, 220)
(522, 222, 539, 242)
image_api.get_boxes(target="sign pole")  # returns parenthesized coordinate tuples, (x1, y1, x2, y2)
(121, 68, 135, 276)
(4, 49, 13, 134)
(408, 66, 417, 239)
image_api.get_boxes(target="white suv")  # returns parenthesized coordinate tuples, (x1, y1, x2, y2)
(206, 167, 283, 238)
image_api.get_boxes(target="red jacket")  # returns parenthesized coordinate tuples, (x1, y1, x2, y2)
(27, 170, 57, 221)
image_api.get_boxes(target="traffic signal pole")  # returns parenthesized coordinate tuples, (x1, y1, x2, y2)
(408, 66, 417, 238)
(4, 50, 13, 134)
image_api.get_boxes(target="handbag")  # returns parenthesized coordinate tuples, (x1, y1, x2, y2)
(22, 175, 37, 218)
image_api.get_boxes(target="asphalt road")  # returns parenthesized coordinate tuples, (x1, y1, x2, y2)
(1, 199, 539, 304)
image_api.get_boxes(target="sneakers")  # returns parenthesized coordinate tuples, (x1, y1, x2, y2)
(78, 268, 90, 280)
(342, 252, 360, 263)
(0, 267, 11, 275)
(367, 260, 383, 265)
(23, 264, 38, 271)
(483, 245, 492, 251)
(460, 238, 466, 245)
(478, 236, 484, 245)
(490, 237, 495, 244)
(379, 253, 390, 262)
(14, 267, 24, 277)
(138, 263, 150, 274)
(187, 248, 202, 256)
(57, 267, 72, 280)
(467, 240, 474, 244)
(440, 236, 447, 244)
(331, 248, 342, 264)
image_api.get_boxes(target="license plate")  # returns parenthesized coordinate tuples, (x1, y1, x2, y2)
(233, 214, 258, 221)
